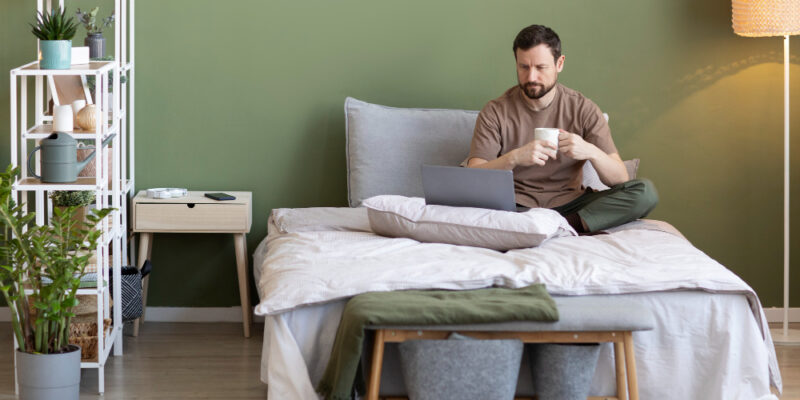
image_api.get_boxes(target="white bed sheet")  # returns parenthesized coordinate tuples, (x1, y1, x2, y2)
(253, 207, 781, 399)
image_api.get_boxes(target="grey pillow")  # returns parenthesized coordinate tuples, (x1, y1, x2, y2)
(345, 97, 478, 207)
(344, 97, 635, 203)
(582, 159, 640, 191)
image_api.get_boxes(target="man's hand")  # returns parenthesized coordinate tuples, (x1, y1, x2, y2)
(511, 139, 558, 167)
(558, 129, 629, 185)
(558, 130, 603, 160)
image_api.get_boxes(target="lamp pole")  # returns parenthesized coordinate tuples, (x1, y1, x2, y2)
(783, 34, 790, 336)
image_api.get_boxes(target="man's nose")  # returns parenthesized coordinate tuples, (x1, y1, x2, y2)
(527, 69, 538, 83)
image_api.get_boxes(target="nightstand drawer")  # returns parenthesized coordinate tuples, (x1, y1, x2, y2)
(134, 203, 248, 232)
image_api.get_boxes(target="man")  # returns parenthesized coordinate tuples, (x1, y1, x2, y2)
(467, 24, 658, 233)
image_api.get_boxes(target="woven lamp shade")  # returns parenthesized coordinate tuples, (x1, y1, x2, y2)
(733, 0, 800, 36)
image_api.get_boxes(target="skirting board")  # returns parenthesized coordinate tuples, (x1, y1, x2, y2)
(0, 307, 265, 323)
(764, 307, 800, 323)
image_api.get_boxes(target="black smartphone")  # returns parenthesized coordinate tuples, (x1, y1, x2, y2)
(205, 192, 236, 201)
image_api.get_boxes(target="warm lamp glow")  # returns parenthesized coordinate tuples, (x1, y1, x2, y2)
(732, 0, 800, 37)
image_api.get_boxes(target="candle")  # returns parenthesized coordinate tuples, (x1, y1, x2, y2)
(52, 105, 73, 132)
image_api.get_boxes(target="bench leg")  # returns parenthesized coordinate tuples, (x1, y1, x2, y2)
(623, 332, 639, 400)
(367, 330, 385, 400)
(614, 341, 628, 400)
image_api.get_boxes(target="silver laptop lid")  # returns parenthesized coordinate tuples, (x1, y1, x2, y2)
(421, 165, 516, 211)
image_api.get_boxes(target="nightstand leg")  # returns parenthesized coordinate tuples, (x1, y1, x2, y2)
(234, 233, 252, 338)
(133, 232, 153, 337)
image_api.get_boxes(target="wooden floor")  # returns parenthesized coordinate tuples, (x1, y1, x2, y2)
(773, 323, 800, 400)
(0, 322, 268, 399)
(0, 322, 793, 399)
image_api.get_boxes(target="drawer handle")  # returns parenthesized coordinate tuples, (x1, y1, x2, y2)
(187, 203, 196, 208)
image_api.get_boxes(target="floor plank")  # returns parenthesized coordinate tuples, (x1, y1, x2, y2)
(0, 321, 793, 399)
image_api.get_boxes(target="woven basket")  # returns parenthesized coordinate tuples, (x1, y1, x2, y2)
(69, 317, 111, 361)
(72, 294, 98, 316)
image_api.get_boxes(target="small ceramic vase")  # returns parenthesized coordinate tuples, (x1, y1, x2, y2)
(76, 104, 98, 131)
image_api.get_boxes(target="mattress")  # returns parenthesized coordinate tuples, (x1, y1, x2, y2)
(253, 207, 781, 399)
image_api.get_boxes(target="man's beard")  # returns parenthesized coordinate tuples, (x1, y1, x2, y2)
(520, 80, 556, 100)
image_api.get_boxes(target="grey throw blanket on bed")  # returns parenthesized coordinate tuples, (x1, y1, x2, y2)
(316, 284, 559, 400)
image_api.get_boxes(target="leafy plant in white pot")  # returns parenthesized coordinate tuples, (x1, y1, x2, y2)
(30, 7, 79, 69)
(0, 167, 111, 399)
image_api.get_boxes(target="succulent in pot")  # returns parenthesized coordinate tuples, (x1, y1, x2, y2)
(30, 7, 78, 69)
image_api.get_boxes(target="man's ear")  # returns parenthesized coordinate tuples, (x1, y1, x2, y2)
(556, 55, 565, 73)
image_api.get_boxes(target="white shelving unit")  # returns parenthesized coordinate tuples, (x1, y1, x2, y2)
(8, 0, 134, 394)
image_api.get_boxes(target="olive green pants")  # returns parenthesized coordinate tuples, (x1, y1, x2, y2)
(552, 179, 659, 233)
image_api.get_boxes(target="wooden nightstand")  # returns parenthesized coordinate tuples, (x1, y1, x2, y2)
(132, 191, 253, 337)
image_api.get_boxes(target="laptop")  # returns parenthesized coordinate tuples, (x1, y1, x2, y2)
(421, 165, 517, 211)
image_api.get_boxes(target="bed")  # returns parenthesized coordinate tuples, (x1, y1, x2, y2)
(253, 97, 781, 400)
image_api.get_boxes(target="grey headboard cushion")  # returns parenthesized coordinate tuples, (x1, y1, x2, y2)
(345, 97, 479, 207)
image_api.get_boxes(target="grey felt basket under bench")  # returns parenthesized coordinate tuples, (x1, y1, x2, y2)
(364, 296, 654, 400)
(398, 335, 523, 400)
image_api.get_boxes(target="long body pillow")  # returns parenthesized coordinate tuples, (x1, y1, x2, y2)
(363, 195, 576, 251)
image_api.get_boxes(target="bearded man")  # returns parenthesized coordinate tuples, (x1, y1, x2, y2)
(466, 24, 658, 233)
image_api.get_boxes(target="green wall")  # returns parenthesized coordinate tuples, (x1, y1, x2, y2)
(2, 0, 799, 308)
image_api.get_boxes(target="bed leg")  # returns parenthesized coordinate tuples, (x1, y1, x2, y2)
(623, 332, 639, 400)
(367, 330, 385, 400)
(614, 340, 628, 400)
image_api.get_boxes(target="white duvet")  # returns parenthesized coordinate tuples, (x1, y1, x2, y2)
(254, 207, 781, 399)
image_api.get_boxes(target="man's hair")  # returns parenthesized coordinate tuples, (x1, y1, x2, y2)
(512, 24, 561, 61)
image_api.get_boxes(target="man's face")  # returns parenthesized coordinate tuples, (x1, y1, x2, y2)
(516, 44, 565, 100)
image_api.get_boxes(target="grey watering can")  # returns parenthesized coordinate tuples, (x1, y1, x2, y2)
(28, 132, 116, 183)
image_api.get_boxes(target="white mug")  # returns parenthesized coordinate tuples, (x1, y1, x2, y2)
(52, 105, 74, 132)
(71, 99, 86, 128)
(534, 127, 560, 150)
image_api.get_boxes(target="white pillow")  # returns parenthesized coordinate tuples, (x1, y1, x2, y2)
(363, 195, 576, 251)
(270, 207, 371, 233)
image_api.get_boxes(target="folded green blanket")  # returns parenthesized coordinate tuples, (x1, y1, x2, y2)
(316, 284, 559, 400)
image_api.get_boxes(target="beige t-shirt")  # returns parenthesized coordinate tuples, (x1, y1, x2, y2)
(469, 84, 618, 208)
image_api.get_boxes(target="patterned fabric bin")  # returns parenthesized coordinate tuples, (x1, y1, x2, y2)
(110, 266, 143, 322)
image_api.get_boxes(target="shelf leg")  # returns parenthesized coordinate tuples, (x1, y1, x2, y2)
(98, 363, 104, 394)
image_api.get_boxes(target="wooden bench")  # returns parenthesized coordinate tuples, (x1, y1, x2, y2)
(365, 296, 655, 400)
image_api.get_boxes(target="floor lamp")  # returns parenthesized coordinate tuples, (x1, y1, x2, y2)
(733, 0, 800, 345)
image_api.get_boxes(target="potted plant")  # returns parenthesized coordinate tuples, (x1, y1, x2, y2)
(0, 166, 111, 399)
(50, 190, 95, 224)
(75, 7, 114, 59)
(30, 7, 78, 69)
